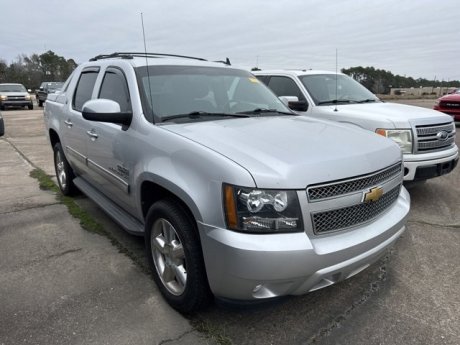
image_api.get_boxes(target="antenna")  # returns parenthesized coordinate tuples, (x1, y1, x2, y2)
(334, 48, 338, 112)
(141, 12, 154, 122)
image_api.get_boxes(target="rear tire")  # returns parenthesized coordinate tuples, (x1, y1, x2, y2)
(38, 100, 43, 107)
(53, 142, 77, 195)
(145, 199, 212, 313)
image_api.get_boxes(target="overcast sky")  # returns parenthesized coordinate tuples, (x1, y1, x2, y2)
(2, 0, 459, 81)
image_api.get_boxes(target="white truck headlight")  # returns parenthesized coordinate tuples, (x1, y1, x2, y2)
(376, 129, 413, 154)
(223, 184, 302, 233)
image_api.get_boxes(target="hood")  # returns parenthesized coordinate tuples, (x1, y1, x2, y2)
(439, 93, 460, 102)
(316, 102, 453, 128)
(163, 116, 401, 188)
(0, 91, 29, 96)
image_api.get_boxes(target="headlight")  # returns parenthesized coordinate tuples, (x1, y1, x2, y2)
(25, 94, 31, 100)
(223, 184, 303, 233)
(0, 95, 7, 101)
(376, 129, 413, 154)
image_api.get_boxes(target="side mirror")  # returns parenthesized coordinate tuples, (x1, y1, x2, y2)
(39, 87, 44, 91)
(279, 96, 309, 112)
(27, 89, 32, 93)
(82, 99, 132, 126)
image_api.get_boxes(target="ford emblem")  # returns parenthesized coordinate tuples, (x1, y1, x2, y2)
(436, 131, 449, 141)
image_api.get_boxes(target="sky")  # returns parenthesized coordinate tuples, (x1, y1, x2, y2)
(1, 0, 459, 81)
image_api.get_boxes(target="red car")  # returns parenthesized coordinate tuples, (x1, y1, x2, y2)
(434, 88, 460, 122)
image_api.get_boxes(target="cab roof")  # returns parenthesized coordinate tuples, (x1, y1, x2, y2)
(253, 69, 343, 76)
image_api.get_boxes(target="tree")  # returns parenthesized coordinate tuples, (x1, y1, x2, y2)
(341, 66, 460, 94)
(0, 51, 77, 89)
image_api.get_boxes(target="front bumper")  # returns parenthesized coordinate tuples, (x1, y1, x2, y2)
(199, 187, 410, 300)
(402, 146, 458, 181)
(0, 100, 33, 108)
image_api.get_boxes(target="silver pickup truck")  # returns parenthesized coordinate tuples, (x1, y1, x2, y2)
(44, 53, 410, 312)
(254, 70, 458, 182)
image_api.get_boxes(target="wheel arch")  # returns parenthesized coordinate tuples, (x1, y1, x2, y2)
(139, 175, 202, 229)
(49, 128, 60, 148)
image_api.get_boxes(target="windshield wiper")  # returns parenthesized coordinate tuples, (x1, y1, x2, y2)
(317, 99, 357, 105)
(161, 111, 250, 122)
(236, 108, 294, 116)
(356, 99, 378, 103)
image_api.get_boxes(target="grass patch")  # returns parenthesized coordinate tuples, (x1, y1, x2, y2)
(29, 167, 150, 274)
(30, 169, 59, 193)
(191, 319, 233, 345)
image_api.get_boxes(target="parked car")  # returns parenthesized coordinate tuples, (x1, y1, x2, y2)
(44, 52, 410, 312)
(434, 88, 460, 122)
(0, 111, 4, 136)
(36, 81, 64, 107)
(0, 83, 33, 110)
(254, 70, 458, 182)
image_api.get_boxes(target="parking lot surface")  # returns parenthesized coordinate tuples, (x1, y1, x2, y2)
(0, 100, 459, 344)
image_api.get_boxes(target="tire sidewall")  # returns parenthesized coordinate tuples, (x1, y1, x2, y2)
(53, 143, 73, 195)
(145, 200, 211, 313)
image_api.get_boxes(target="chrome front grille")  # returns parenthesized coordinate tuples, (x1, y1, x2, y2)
(440, 101, 460, 109)
(307, 162, 402, 201)
(311, 184, 401, 234)
(7, 96, 26, 101)
(416, 122, 456, 153)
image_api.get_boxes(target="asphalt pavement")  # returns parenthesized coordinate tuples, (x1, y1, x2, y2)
(0, 110, 212, 344)
(0, 102, 459, 345)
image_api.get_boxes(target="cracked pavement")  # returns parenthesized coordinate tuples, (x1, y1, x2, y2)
(0, 111, 212, 345)
(0, 104, 459, 345)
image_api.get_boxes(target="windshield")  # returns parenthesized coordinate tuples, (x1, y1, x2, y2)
(299, 74, 379, 105)
(45, 82, 64, 91)
(0, 84, 27, 92)
(135, 66, 290, 122)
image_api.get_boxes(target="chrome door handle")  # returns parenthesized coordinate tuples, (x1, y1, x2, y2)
(86, 130, 98, 140)
(64, 119, 73, 127)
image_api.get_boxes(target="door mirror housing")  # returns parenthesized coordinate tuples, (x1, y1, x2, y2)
(279, 96, 309, 112)
(82, 99, 132, 126)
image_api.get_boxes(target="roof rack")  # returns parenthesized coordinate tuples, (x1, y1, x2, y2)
(213, 57, 231, 66)
(89, 52, 208, 62)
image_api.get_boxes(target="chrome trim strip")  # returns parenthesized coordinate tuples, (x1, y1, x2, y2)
(65, 146, 87, 164)
(87, 159, 129, 194)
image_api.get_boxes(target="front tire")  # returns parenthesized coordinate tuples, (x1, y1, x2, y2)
(53, 142, 77, 195)
(145, 199, 212, 313)
(28, 104, 33, 110)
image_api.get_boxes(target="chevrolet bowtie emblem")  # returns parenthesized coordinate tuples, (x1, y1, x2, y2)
(363, 187, 384, 203)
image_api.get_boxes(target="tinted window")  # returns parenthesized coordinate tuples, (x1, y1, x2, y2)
(267, 77, 305, 101)
(255, 75, 270, 85)
(73, 71, 98, 112)
(136, 66, 290, 122)
(99, 69, 131, 113)
(299, 74, 378, 105)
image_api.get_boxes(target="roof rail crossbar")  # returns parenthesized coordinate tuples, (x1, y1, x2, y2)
(89, 52, 208, 62)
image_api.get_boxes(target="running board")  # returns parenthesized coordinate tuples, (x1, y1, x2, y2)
(73, 177, 144, 236)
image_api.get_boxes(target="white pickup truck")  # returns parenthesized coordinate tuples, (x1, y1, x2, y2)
(254, 70, 458, 182)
